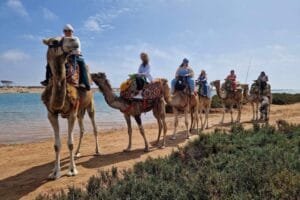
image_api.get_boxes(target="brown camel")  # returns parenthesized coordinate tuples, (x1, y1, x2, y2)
(91, 72, 170, 150)
(198, 94, 211, 130)
(211, 80, 248, 124)
(248, 81, 272, 121)
(41, 37, 99, 179)
(170, 90, 199, 140)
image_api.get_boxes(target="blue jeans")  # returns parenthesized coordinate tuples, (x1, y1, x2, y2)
(171, 77, 194, 93)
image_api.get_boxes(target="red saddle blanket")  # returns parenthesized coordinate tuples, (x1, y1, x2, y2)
(120, 81, 163, 100)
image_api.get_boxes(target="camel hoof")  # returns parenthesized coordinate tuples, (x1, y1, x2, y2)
(170, 135, 176, 140)
(75, 152, 81, 158)
(67, 168, 78, 177)
(144, 148, 150, 152)
(94, 152, 101, 156)
(123, 148, 131, 152)
(186, 136, 190, 139)
(159, 145, 166, 149)
(48, 171, 61, 180)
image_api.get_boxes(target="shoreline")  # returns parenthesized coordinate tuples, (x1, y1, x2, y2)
(0, 103, 300, 200)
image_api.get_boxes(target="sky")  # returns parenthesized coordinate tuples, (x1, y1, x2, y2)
(0, 0, 300, 89)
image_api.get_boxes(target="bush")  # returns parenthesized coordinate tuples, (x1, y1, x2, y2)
(272, 93, 300, 105)
(37, 124, 300, 200)
(211, 95, 223, 108)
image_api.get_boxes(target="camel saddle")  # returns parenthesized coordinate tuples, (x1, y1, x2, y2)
(120, 80, 163, 100)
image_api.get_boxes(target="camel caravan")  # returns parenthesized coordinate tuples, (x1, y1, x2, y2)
(41, 24, 272, 179)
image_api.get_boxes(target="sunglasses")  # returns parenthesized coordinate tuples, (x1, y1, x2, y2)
(63, 30, 72, 33)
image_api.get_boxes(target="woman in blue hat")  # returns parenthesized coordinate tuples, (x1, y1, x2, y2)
(171, 58, 195, 95)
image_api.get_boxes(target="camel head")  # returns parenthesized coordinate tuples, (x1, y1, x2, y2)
(91, 72, 112, 92)
(43, 37, 79, 82)
(159, 78, 171, 104)
(211, 80, 220, 89)
(42, 37, 79, 110)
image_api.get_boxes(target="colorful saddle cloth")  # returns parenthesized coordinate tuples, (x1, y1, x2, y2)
(66, 59, 80, 87)
(120, 79, 163, 100)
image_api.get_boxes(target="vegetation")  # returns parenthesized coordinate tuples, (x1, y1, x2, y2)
(272, 93, 300, 105)
(37, 123, 300, 200)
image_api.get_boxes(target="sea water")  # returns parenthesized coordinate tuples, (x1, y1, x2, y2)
(0, 92, 156, 144)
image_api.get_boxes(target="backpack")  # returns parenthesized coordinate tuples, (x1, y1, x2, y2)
(175, 76, 187, 91)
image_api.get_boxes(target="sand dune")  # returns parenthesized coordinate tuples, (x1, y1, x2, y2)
(0, 103, 300, 200)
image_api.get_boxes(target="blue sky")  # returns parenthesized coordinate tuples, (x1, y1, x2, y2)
(0, 0, 299, 89)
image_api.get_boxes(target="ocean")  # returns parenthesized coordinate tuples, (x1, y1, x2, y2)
(0, 92, 156, 144)
(0, 89, 299, 144)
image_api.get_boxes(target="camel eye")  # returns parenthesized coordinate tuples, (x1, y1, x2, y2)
(52, 40, 59, 46)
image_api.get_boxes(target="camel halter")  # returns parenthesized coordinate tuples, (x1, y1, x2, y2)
(48, 37, 69, 56)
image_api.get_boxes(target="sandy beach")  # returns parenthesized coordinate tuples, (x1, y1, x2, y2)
(0, 103, 300, 200)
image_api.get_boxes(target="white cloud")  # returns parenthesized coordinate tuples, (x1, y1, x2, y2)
(20, 34, 43, 41)
(0, 49, 30, 63)
(42, 8, 58, 20)
(6, 0, 28, 17)
(84, 15, 113, 32)
(83, 6, 131, 32)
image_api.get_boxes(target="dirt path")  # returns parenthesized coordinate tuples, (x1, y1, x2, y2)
(1, 103, 300, 200)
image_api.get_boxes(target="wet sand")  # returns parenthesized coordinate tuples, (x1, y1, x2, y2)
(0, 103, 300, 200)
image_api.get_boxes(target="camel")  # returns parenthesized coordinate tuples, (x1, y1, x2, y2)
(41, 37, 99, 179)
(211, 80, 248, 124)
(91, 72, 170, 150)
(198, 93, 211, 130)
(170, 89, 199, 140)
(248, 81, 272, 121)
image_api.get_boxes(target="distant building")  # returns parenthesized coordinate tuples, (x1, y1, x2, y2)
(1, 80, 13, 87)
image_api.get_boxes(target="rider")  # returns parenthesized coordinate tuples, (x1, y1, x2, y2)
(257, 71, 268, 94)
(133, 52, 153, 99)
(171, 58, 195, 95)
(41, 24, 90, 90)
(196, 70, 208, 97)
(225, 70, 237, 91)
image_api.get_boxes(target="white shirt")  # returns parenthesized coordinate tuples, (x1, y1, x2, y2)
(138, 64, 153, 82)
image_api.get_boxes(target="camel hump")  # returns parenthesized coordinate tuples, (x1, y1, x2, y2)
(142, 82, 163, 100)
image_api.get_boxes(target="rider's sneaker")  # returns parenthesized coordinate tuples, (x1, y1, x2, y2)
(133, 91, 143, 99)
(40, 80, 48, 86)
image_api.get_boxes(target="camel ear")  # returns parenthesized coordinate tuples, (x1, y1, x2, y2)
(43, 38, 50, 45)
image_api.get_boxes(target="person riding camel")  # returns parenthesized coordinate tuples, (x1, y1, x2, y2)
(225, 70, 237, 92)
(196, 70, 208, 97)
(171, 58, 195, 95)
(257, 71, 268, 94)
(41, 24, 90, 90)
(133, 52, 153, 99)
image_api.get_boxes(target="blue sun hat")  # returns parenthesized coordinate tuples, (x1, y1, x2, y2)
(182, 58, 189, 64)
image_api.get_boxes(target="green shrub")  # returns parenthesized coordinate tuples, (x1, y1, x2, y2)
(272, 93, 300, 105)
(211, 95, 223, 108)
(37, 124, 300, 200)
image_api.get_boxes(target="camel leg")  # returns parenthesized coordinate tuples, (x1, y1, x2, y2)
(255, 102, 259, 121)
(220, 104, 225, 124)
(67, 114, 78, 176)
(153, 106, 162, 146)
(75, 109, 85, 158)
(48, 112, 61, 180)
(123, 114, 132, 152)
(134, 115, 149, 152)
(199, 108, 204, 130)
(185, 109, 190, 139)
(171, 108, 179, 140)
(251, 102, 255, 121)
(230, 105, 234, 123)
(157, 99, 167, 148)
(236, 104, 241, 123)
(87, 102, 100, 156)
(194, 107, 199, 134)
(205, 108, 209, 129)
